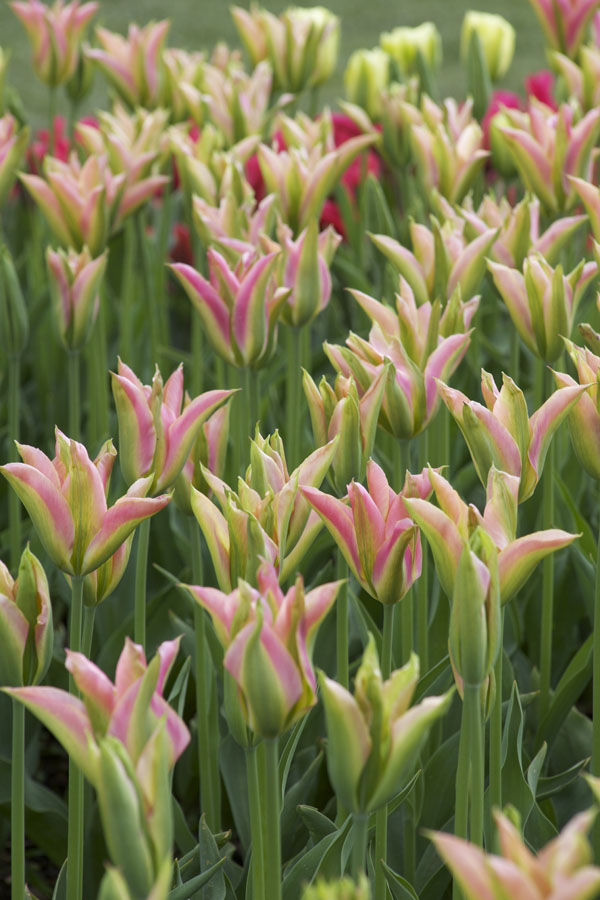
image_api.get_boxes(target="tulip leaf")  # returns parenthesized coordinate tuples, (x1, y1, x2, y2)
(279, 713, 309, 803)
(536, 634, 593, 747)
(51, 860, 67, 900)
(167, 858, 226, 900)
(199, 814, 226, 900)
(536, 756, 590, 800)
(172, 797, 196, 856)
(167, 655, 191, 720)
(367, 770, 422, 829)
(219, 735, 250, 852)
(281, 817, 352, 899)
(297, 804, 337, 843)
(501, 682, 536, 826)
(281, 750, 325, 856)
(363, 174, 396, 239)
(381, 860, 419, 900)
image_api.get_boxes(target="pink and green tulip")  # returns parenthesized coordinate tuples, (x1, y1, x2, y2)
(46, 245, 108, 350)
(0, 429, 171, 575)
(192, 429, 337, 589)
(11, 0, 98, 87)
(183, 561, 341, 738)
(76, 103, 171, 179)
(86, 20, 170, 108)
(170, 249, 289, 368)
(173, 400, 232, 516)
(302, 367, 387, 495)
(171, 123, 259, 207)
(554, 339, 600, 481)
(497, 101, 600, 211)
(0, 546, 53, 688)
(111, 359, 233, 494)
(320, 634, 452, 814)
(324, 280, 475, 439)
(488, 252, 597, 363)
(257, 130, 377, 234)
(191, 191, 276, 260)
(431, 807, 600, 900)
(303, 459, 434, 606)
(437, 369, 588, 501)
(5, 636, 190, 782)
(553, 45, 600, 111)
(370, 217, 495, 306)
(460, 192, 586, 269)
(527, 0, 600, 57)
(0, 114, 28, 206)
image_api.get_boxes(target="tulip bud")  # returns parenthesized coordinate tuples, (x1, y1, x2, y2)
(380, 23, 442, 76)
(46, 245, 107, 350)
(344, 48, 390, 120)
(278, 220, 341, 327)
(0, 244, 28, 357)
(460, 11, 515, 82)
(302, 875, 371, 900)
(0, 546, 53, 687)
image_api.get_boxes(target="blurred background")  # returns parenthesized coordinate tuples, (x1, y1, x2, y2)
(1, 0, 547, 125)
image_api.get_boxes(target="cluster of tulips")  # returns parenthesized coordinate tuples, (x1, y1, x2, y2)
(5, 0, 600, 899)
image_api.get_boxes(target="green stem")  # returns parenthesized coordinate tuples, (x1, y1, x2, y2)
(262, 738, 281, 900)
(538, 366, 555, 727)
(351, 813, 368, 880)
(67, 350, 80, 441)
(417, 430, 430, 673)
(134, 518, 151, 650)
(396, 441, 413, 661)
(8, 354, 21, 572)
(67, 575, 84, 900)
(489, 610, 504, 815)
(155, 180, 172, 344)
(593, 519, 600, 862)
(191, 520, 221, 832)
(245, 744, 265, 900)
(454, 697, 470, 841)
(375, 604, 395, 900)
(191, 313, 204, 396)
(403, 803, 416, 886)
(48, 86, 56, 154)
(243, 365, 259, 440)
(510, 327, 520, 387)
(81, 605, 96, 659)
(285, 326, 302, 469)
(466, 683, 484, 847)
(120, 219, 137, 366)
(137, 212, 160, 376)
(11, 699, 25, 900)
(88, 287, 109, 448)
(336, 554, 349, 689)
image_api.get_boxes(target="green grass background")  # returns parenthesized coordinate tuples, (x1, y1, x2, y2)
(1, 0, 547, 125)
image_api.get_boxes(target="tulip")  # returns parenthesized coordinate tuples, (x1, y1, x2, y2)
(86, 20, 170, 108)
(554, 338, 600, 481)
(404, 466, 578, 605)
(191, 192, 276, 261)
(230, 6, 269, 67)
(75, 103, 171, 179)
(161, 47, 205, 122)
(320, 634, 452, 814)
(170, 249, 288, 368)
(431, 808, 600, 900)
(553, 45, 600, 111)
(111, 359, 233, 494)
(269, 219, 341, 327)
(460, 193, 586, 269)
(0, 429, 171, 576)
(498, 101, 600, 211)
(182, 560, 341, 738)
(0, 547, 53, 688)
(303, 459, 434, 606)
(5, 636, 190, 782)
(303, 368, 387, 494)
(527, 0, 600, 57)
(568, 177, 600, 243)
(488, 252, 598, 363)
(380, 22, 442, 75)
(398, 96, 488, 204)
(370, 222, 493, 307)
(437, 369, 588, 501)
(11, 0, 98, 87)
(0, 113, 28, 206)
(46, 245, 107, 350)
(344, 48, 390, 119)
(191, 429, 337, 589)
(256, 131, 378, 234)
(173, 401, 232, 516)
(460, 12, 515, 81)
(324, 281, 476, 439)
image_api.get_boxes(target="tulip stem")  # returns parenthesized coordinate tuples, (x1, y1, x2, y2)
(88, 287, 109, 448)
(466, 683, 484, 847)
(134, 518, 151, 650)
(489, 609, 504, 816)
(538, 365, 555, 728)
(11, 698, 25, 900)
(351, 813, 368, 879)
(336, 554, 349, 689)
(81, 605, 96, 659)
(120, 219, 137, 367)
(67, 575, 84, 900)
(396, 440, 413, 662)
(375, 604, 395, 900)
(8, 354, 21, 572)
(67, 350, 80, 441)
(417, 430, 429, 673)
(191, 520, 221, 832)
(262, 738, 281, 900)
(593, 519, 600, 862)
(285, 325, 303, 470)
(137, 212, 161, 376)
(48, 86, 56, 155)
(245, 744, 265, 900)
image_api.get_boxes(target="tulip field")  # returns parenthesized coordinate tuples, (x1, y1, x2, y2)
(5, 1, 600, 899)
